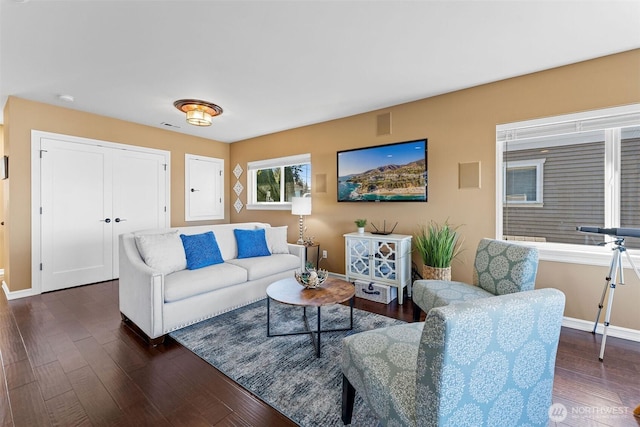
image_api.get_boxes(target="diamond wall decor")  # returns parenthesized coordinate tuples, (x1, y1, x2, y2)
(234, 198, 244, 213)
(233, 163, 243, 179)
(233, 181, 244, 196)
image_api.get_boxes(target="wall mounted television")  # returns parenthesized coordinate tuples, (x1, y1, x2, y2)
(337, 138, 427, 202)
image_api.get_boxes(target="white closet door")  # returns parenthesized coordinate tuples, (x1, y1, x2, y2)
(112, 150, 167, 276)
(39, 137, 169, 292)
(41, 138, 113, 291)
(185, 154, 224, 221)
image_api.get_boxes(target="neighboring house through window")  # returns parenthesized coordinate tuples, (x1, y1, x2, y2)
(496, 104, 640, 264)
(247, 153, 311, 210)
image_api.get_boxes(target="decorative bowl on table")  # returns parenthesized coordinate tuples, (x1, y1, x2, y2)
(294, 268, 328, 289)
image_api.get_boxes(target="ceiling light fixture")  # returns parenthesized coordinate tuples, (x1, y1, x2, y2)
(173, 99, 223, 127)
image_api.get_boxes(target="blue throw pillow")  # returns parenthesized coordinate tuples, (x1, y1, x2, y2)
(234, 228, 271, 259)
(180, 231, 224, 270)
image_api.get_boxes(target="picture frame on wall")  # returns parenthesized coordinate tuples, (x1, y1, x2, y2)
(0, 155, 8, 180)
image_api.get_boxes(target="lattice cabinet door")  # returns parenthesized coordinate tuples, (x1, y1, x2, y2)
(372, 239, 397, 281)
(346, 236, 371, 279)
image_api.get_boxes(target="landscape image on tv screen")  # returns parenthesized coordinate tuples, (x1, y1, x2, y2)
(337, 139, 427, 202)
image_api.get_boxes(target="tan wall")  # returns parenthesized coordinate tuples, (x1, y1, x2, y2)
(230, 49, 640, 330)
(0, 125, 4, 274)
(3, 97, 230, 292)
(3, 50, 639, 330)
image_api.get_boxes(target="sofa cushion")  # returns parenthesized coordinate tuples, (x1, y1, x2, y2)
(180, 231, 224, 270)
(177, 224, 244, 261)
(164, 262, 248, 303)
(226, 254, 301, 281)
(234, 228, 271, 258)
(265, 226, 289, 254)
(135, 231, 186, 275)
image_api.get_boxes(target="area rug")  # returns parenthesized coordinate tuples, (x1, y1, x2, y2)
(169, 299, 405, 426)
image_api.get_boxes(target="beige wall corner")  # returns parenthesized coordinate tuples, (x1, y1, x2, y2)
(0, 124, 4, 279)
(3, 49, 640, 331)
(229, 49, 640, 330)
(3, 97, 230, 292)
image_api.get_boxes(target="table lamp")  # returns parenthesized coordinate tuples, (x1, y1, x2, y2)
(291, 195, 312, 244)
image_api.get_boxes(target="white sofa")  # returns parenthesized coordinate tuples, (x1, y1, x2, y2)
(119, 222, 305, 344)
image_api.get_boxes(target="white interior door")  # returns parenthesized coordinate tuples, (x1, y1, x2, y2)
(185, 154, 224, 221)
(38, 134, 169, 292)
(112, 150, 167, 276)
(41, 138, 113, 291)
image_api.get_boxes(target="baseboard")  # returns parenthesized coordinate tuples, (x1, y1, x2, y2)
(562, 316, 640, 343)
(3, 274, 639, 343)
(2, 282, 39, 300)
(332, 272, 640, 343)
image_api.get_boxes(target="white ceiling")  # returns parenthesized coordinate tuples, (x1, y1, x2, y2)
(1, 0, 639, 143)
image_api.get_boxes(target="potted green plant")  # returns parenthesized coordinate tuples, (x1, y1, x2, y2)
(414, 220, 462, 281)
(354, 218, 367, 233)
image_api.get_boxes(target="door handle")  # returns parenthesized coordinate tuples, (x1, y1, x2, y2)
(191, 188, 199, 192)
(115, 218, 127, 223)
(100, 218, 111, 223)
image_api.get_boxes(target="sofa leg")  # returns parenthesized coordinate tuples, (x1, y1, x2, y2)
(342, 374, 355, 425)
(120, 313, 165, 346)
(412, 301, 422, 322)
(149, 335, 165, 346)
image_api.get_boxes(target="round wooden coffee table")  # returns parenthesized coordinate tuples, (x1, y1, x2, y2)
(266, 277, 355, 357)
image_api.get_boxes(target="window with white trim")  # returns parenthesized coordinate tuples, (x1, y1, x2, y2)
(497, 104, 640, 262)
(504, 159, 545, 206)
(247, 153, 311, 210)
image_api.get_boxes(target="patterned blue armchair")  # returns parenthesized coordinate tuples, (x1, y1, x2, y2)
(341, 288, 565, 426)
(412, 238, 539, 321)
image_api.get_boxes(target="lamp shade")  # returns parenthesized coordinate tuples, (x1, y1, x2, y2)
(291, 197, 312, 215)
(186, 109, 212, 126)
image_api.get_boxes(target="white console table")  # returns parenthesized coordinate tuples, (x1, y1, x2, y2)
(343, 232, 412, 304)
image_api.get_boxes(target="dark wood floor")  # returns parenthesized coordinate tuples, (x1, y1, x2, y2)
(1, 281, 639, 427)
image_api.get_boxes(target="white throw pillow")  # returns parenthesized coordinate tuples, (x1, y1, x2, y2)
(265, 226, 289, 254)
(135, 231, 187, 275)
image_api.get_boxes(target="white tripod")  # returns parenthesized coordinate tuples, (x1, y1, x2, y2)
(592, 237, 640, 361)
